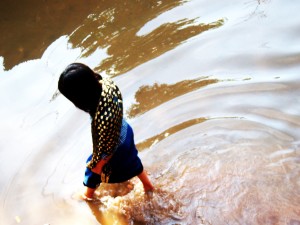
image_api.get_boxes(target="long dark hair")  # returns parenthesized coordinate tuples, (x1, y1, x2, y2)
(58, 63, 102, 116)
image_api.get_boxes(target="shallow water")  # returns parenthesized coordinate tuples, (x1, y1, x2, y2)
(1, 0, 300, 224)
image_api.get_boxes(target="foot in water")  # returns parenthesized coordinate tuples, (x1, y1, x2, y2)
(137, 170, 154, 193)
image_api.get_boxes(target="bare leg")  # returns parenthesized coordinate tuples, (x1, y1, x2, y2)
(137, 170, 154, 192)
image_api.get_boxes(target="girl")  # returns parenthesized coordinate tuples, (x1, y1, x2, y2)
(58, 63, 153, 200)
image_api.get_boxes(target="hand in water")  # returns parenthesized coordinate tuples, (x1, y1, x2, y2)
(81, 193, 94, 201)
(72, 188, 100, 202)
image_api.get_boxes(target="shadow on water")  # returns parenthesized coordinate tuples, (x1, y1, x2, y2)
(0, 0, 99, 70)
(0, 0, 224, 73)
(126, 77, 219, 118)
(68, 0, 224, 76)
(136, 117, 207, 151)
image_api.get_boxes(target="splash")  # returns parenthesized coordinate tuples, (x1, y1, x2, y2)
(86, 178, 185, 224)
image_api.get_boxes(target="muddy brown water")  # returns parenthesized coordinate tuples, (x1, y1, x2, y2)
(0, 0, 300, 224)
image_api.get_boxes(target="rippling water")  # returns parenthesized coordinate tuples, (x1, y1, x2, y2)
(1, 0, 300, 224)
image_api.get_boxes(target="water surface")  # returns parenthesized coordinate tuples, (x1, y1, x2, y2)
(0, 0, 300, 224)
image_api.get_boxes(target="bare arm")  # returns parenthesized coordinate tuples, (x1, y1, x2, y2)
(83, 157, 111, 200)
(90, 156, 111, 174)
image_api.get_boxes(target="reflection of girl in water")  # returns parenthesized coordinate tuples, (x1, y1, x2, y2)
(58, 63, 154, 200)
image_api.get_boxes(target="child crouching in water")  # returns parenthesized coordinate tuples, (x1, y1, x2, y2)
(58, 63, 154, 200)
